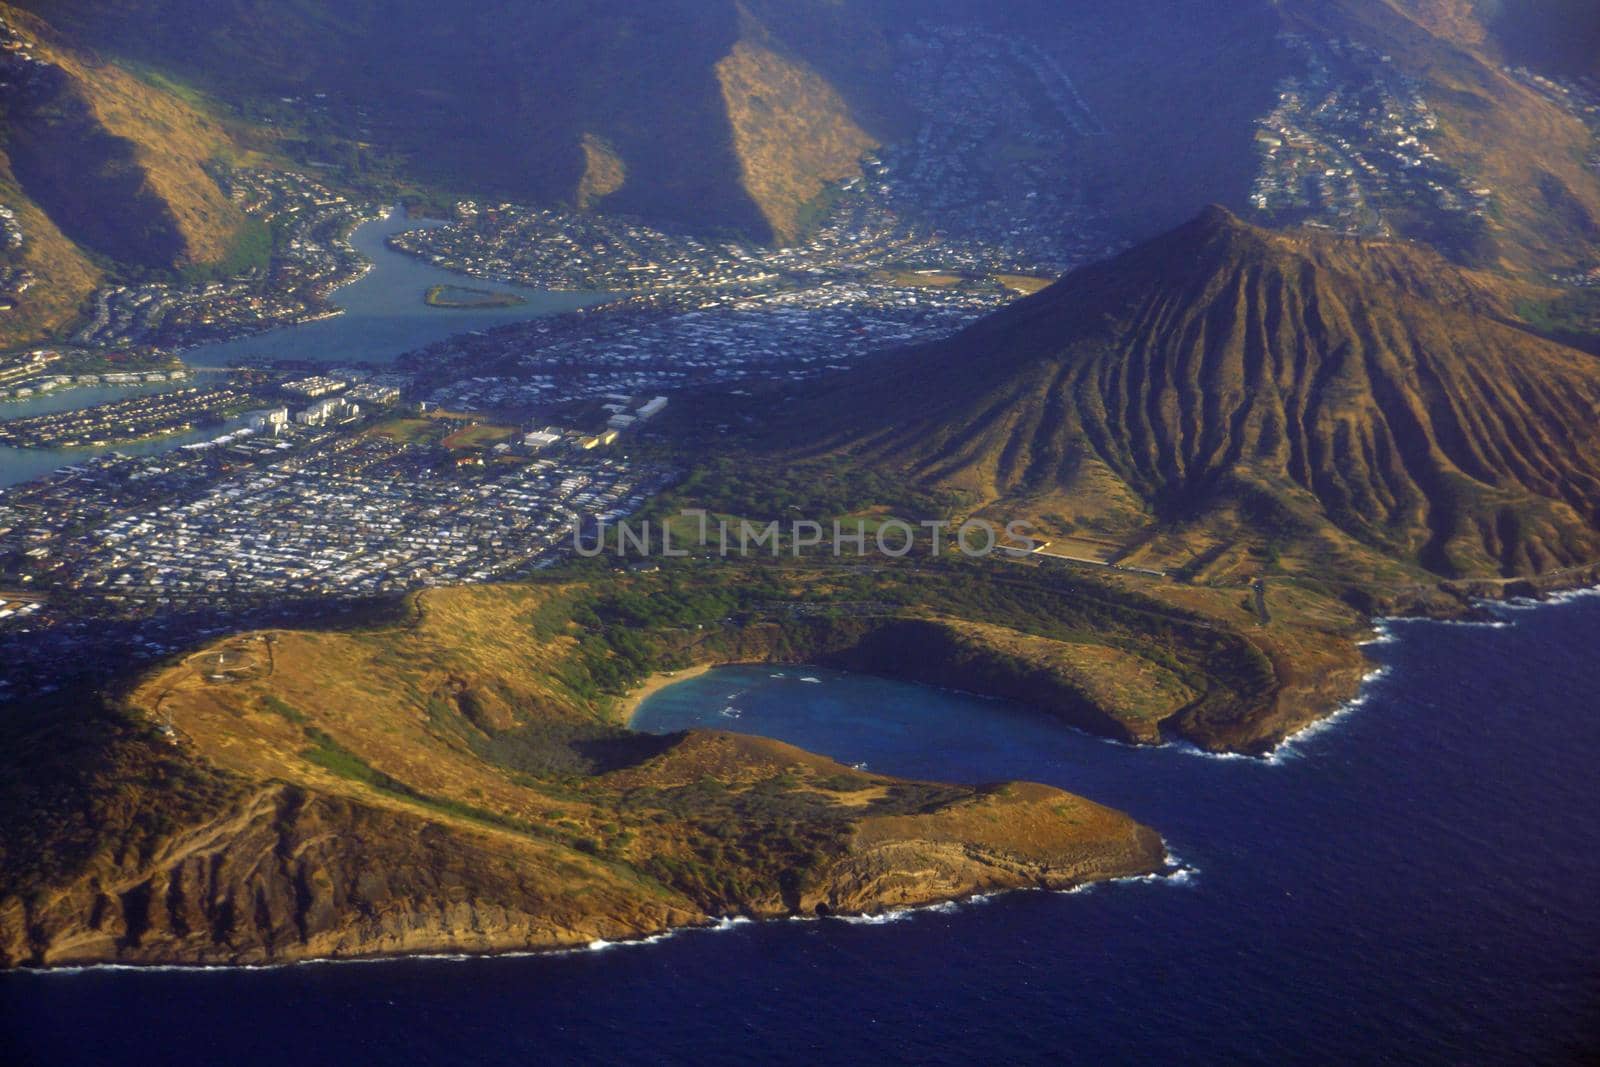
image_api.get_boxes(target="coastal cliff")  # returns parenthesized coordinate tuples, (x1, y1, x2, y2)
(0, 583, 1168, 969)
(8, 538, 1571, 968)
(1, 756, 1163, 968)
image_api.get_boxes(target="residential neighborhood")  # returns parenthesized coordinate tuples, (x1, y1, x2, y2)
(69, 169, 379, 353)
(0, 393, 675, 695)
(1250, 32, 1493, 253)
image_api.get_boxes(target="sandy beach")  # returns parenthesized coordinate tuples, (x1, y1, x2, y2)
(616, 663, 717, 724)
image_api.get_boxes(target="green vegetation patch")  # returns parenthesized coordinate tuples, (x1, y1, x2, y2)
(1517, 289, 1600, 355)
(299, 726, 538, 836)
(424, 284, 527, 310)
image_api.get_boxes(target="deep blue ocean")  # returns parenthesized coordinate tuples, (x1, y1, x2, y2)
(3, 594, 1598, 1065)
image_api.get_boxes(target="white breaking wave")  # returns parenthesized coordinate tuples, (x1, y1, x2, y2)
(1164, 866, 1199, 887)
(830, 893, 996, 926)
(1260, 666, 1393, 764)
(1540, 585, 1600, 604)
(31, 914, 770, 975)
(1486, 584, 1600, 613)
(586, 930, 675, 952)
(1357, 621, 1398, 647)
(1169, 741, 1256, 763)
(1362, 611, 1511, 647)
(1168, 664, 1394, 766)
(833, 910, 914, 925)
(800, 676, 823, 684)
(1095, 850, 1201, 891)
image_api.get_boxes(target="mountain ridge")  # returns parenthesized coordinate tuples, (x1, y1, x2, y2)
(0, 2, 253, 344)
(795, 207, 1600, 579)
(5, 0, 1594, 328)
(7, 0, 901, 245)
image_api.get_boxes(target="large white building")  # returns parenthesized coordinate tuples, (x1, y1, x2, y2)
(294, 397, 359, 426)
(246, 407, 291, 434)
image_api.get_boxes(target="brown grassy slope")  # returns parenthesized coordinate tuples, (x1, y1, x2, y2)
(8, 0, 897, 244)
(1, 4, 247, 273)
(0, 165, 100, 346)
(716, 36, 877, 243)
(1390, 0, 1489, 47)
(0, 582, 1163, 966)
(800, 207, 1600, 578)
(576, 133, 627, 211)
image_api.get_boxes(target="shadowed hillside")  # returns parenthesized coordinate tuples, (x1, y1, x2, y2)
(0, 3, 251, 343)
(0, 167, 101, 345)
(1285, 0, 1600, 275)
(1479, 0, 1600, 76)
(801, 207, 1600, 579)
(14, 0, 1592, 273)
(11, 0, 903, 244)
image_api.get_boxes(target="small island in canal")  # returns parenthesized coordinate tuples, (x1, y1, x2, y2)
(424, 284, 527, 309)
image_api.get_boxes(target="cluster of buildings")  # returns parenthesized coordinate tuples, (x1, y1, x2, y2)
(604, 394, 667, 431)
(0, 361, 408, 445)
(1502, 66, 1600, 126)
(225, 169, 385, 305)
(261, 371, 405, 427)
(0, 395, 675, 699)
(54, 442, 662, 607)
(390, 25, 1146, 414)
(291, 395, 361, 427)
(0, 399, 668, 620)
(271, 372, 403, 406)
(0, 595, 41, 624)
(1550, 265, 1600, 289)
(0, 384, 256, 448)
(70, 169, 377, 351)
(378, 26, 1131, 420)
(0, 349, 60, 399)
(0, 264, 32, 316)
(0, 348, 190, 403)
(403, 286, 1000, 414)
(280, 374, 348, 398)
(1250, 34, 1491, 246)
(388, 25, 1118, 306)
(866, 25, 1114, 270)
(0, 203, 18, 250)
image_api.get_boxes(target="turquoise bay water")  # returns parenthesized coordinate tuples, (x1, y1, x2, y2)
(4, 594, 1598, 1064)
